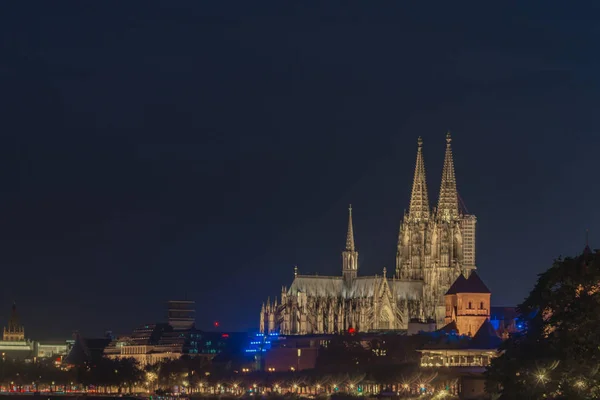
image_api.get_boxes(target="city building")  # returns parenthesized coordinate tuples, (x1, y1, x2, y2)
(420, 271, 501, 364)
(35, 341, 72, 359)
(64, 333, 112, 366)
(3, 303, 25, 341)
(260, 133, 478, 334)
(490, 307, 522, 339)
(0, 303, 72, 361)
(0, 303, 35, 360)
(444, 272, 491, 337)
(104, 323, 179, 365)
(167, 300, 196, 330)
(104, 300, 248, 366)
(417, 273, 503, 399)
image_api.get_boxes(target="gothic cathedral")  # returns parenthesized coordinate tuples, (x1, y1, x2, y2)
(260, 133, 477, 334)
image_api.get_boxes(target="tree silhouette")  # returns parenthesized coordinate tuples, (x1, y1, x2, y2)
(487, 249, 600, 399)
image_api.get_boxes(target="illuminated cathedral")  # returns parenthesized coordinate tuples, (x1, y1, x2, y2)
(260, 133, 477, 334)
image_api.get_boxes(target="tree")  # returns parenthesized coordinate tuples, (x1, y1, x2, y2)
(486, 249, 600, 399)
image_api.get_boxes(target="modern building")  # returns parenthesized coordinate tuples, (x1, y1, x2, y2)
(104, 323, 178, 366)
(64, 333, 112, 366)
(260, 133, 478, 334)
(104, 301, 248, 366)
(167, 300, 196, 330)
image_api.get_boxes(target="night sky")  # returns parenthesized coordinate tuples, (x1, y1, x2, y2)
(0, 2, 599, 340)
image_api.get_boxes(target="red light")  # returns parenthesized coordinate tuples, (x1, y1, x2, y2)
(221, 334, 229, 338)
(348, 327, 356, 334)
(214, 321, 219, 327)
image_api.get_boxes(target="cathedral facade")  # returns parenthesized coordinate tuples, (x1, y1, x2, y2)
(260, 133, 477, 334)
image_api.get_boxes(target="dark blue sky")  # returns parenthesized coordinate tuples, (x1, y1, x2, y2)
(0, 2, 599, 339)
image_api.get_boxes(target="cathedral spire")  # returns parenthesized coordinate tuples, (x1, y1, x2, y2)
(437, 132, 460, 220)
(346, 204, 355, 251)
(342, 205, 358, 282)
(408, 137, 430, 220)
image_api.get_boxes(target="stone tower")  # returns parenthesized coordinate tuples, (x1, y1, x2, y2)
(444, 271, 491, 336)
(3, 302, 25, 342)
(342, 205, 358, 282)
(396, 136, 430, 281)
(396, 133, 477, 326)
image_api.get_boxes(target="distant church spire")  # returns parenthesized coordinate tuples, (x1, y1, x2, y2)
(342, 205, 358, 282)
(4, 302, 24, 342)
(346, 204, 355, 251)
(408, 137, 430, 220)
(9, 302, 19, 330)
(437, 132, 460, 220)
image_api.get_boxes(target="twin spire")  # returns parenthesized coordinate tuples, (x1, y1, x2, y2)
(408, 132, 460, 221)
(437, 132, 460, 220)
(408, 137, 430, 220)
(344, 132, 460, 250)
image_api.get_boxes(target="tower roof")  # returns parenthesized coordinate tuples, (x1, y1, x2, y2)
(408, 137, 430, 220)
(446, 271, 490, 295)
(437, 132, 460, 220)
(445, 274, 467, 295)
(470, 319, 502, 349)
(345, 204, 355, 251)
(464, 271, 491, 293)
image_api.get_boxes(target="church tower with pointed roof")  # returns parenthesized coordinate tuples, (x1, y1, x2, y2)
(397, 137, 432, 282)
(342, 205, 358, 282)
(444, 271, 491, 336)
(397, 133, 477, 327)
(3, 303, 25, 342)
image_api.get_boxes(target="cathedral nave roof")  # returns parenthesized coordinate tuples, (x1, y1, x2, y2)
(288, 275, 423, 300)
